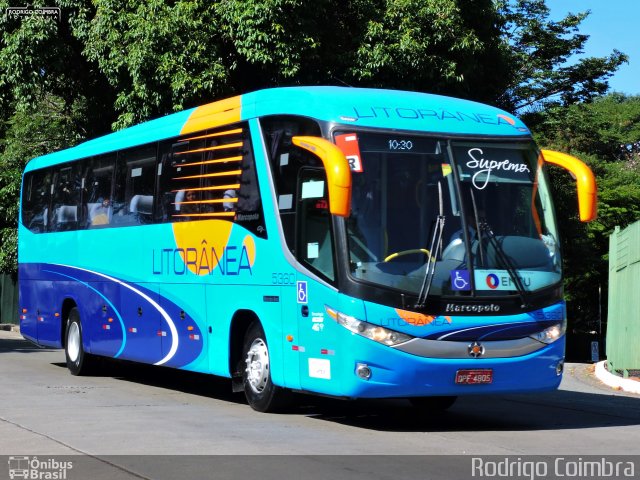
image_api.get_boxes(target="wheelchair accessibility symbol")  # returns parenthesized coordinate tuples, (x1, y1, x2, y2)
(451, 270, 471, 291)
(297, 281, 308, 304)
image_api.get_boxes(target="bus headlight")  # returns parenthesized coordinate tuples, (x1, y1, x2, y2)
(325, 305, 412, 346)
(529, 320, 566, 344)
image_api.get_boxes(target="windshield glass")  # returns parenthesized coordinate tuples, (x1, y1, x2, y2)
(340, 131, 561, 298)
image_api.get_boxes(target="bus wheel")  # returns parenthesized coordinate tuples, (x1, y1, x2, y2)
(242, 321, 289, 412)
(409, 396, 457, 411)
(65, 307, 95, 376)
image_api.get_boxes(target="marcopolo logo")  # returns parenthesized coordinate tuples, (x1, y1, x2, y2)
(8, 456, 73, 480)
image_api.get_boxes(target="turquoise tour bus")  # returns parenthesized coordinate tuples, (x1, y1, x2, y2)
(18, 87, 597, 412)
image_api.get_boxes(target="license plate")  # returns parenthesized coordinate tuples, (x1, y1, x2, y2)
(455, 369, 493, 385)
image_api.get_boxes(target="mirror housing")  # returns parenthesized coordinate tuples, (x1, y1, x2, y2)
(541, 149, 597, 222)
(292, 136, 352, 217)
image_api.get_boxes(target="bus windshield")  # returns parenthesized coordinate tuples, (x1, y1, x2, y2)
(342, 132, 561, 298)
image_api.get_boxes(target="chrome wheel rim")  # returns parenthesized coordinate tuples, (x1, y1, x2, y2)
(67, 322, 80, 363)
(245, 338, 269, 394)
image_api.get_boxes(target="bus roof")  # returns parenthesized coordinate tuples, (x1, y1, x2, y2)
(25, 86, 531, 172)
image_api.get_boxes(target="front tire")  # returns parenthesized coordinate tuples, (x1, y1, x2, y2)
(65, 307, 96, 376)
(242, 321, 290, 412)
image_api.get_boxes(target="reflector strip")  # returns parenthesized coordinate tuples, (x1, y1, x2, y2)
(173, 169, 242, 181)
(320, 349, 335, 356)
(171, 183, 240, 193)
(292, 345, 306, 352)
(174, 142, 243, 155)
(171, 184, 240, 193)
(174, 198, 238, 206)
(102, 325, 111, 330)
(128, 327, 138, 333)
(189, 334, 200, 341)
(172, 212, 235, 218)
(38, 317, 44, 322)
(181, 128, 243, 142)
(157, 331, 167, 337)
(173, 156, 242, 168)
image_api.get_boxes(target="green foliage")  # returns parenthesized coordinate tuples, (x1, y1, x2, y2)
(496, 0, 627, 113)
(534, 95, 640, 332)
(0, 96, 80, 274)
(0, 0, 631, 283)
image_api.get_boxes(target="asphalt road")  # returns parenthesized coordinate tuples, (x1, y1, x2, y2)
(1, 330, 639, 479)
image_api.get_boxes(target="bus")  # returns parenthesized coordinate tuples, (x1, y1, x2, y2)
(18, 87, 596, 412)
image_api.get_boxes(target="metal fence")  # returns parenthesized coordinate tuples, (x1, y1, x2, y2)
(0, 274, 18, 324)
(607, 221, 640, 377)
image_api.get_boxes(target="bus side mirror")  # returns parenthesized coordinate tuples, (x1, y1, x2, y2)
(292, 136, 352, 217)
(541, 149, 597, 222)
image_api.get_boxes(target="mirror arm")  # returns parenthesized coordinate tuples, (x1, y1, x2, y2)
(292, 136, 352, 217)
(541, 149, 597, 222)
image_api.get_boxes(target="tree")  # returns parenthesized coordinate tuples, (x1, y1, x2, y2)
(0, 96, 79, 274)
(0, 0, 629, 276)
(77, 0, 628, 127)
(496, 0, 627, 113)
(533, 94, 640, 344)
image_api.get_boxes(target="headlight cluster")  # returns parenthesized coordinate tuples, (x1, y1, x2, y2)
(325, 305, 412, 346)
(529, 320, 566, 344)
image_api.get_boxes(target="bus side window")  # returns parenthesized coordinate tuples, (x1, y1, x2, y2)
(50, 163, 82, 232)
(260, 116, 322, 252)
(160, 137, 206, 221)
(21, 169, 53, 233)
(113, 145, 157, 226)
(156, 122, 267, 236)
(85, 154, 115, 228)
(297, 169, 335, 281)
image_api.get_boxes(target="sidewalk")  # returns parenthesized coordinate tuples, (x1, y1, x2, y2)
(594, 360, 640, 395)
(0, 325, 23, 340)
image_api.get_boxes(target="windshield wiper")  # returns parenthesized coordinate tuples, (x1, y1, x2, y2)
(415, 182, 445, 308)
(477, 220, 531, 309)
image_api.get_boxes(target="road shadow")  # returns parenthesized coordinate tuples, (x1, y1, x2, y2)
(51, 357, 246, 406)
(74, 360, 640, 433)
(0, 335, 57, 353)
(296, 389, 640, 433)
(5, 332, 635, 433)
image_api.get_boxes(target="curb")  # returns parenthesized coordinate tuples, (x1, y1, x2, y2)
(594, 360, 640, 395)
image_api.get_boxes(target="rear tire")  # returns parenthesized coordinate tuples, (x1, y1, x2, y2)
(409, 396, 457, 411)
(65, 307, 96, 376)
(242, 321, 290, 412)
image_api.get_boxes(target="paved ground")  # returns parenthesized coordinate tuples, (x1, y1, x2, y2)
(1, 330, 639, 478)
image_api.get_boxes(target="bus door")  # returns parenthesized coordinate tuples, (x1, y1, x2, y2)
(86, 279, 123, 357)
(118, 284, 163, 363)
(295, 168, 340, 390)
(158, 283, 206, 368)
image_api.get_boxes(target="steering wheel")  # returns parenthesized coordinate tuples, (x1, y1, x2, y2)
(384, 249, 434, 262)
